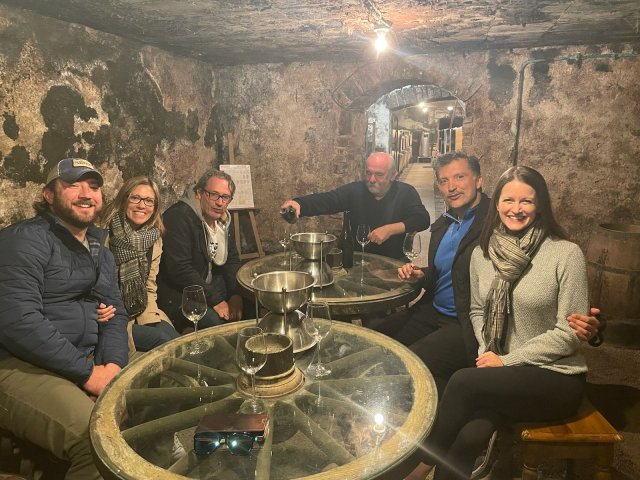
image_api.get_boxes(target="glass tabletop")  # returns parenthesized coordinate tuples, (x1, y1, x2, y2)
(90, 321, 437, 480)
(237, 252, 420, 317)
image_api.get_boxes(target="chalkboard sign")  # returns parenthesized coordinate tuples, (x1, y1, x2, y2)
(220, 164, 255, 209)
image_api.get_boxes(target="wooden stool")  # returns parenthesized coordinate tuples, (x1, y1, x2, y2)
(518, 399, 622, 480)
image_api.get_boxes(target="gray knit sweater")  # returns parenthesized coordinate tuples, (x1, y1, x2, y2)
(469, 237, 588, 375)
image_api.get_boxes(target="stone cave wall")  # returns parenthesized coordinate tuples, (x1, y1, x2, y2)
(0, 4, 219, 227)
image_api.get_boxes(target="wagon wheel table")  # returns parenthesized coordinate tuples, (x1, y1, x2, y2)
(236, 252, 421, 318)
(90, 321, 437, 480)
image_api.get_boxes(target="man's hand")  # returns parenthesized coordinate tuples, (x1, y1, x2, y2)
(476, 352, 504, 368)
(213, 300, 231, 322)
(96, 303, 116, 323)
(228, 295, 244, 321)
(567, 307, 600, 342)
(280, 200, 301, 217)
(369, 225, 394, 245)
(83, 363, 121, 398)
(398, 263, 425, 282)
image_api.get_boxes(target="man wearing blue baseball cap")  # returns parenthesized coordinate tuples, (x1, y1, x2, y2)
(0, 158, 129, 479)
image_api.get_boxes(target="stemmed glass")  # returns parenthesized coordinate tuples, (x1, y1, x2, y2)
(356, 224, 371, 283)
(236, 326, 268, 413)
(181, 285, 207, 355)
(403, 232, 422, 265)
(279, 225, 292, 269)
(304, 301, 333, 378)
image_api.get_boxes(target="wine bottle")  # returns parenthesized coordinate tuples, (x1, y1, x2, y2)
(340, 211, 354, 268)
(280, 206, 297, 224)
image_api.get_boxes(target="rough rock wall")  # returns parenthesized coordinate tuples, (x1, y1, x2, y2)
(0, 5, 218, 227)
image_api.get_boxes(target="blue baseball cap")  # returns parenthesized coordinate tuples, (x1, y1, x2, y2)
(46, 158, 104, 187)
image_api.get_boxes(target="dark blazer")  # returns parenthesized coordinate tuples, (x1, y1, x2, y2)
(420, 193, 490, 366)
(157, 201, 241, 321)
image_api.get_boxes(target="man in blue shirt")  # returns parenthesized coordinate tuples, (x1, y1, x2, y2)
(377, 152, 600, 396)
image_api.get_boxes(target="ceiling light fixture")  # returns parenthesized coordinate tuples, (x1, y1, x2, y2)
(362, 0, 392, 54)
(374, 26, 390, 53)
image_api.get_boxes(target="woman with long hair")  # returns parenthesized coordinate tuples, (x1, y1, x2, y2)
(418, 165, 588, 479)
(99, 176, 179, 352)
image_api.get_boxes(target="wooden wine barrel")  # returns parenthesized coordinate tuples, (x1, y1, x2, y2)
(586, 223, 640, 348)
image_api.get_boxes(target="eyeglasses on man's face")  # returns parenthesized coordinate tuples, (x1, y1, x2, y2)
(200, 188, 233, 204)
(193, 431, 262, 456)
(128, 195, 156, 207)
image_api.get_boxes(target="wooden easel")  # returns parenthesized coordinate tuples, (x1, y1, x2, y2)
(227, 133, 265, 260)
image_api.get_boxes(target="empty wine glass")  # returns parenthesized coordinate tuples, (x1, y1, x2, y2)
(279, 225, 291, 268)
(304, 301, 332, 378)
(236, 326, 268, 413)
(181, 285, 207, 355)
(356, 224, 371, 283)
(403, 232, 422, 264)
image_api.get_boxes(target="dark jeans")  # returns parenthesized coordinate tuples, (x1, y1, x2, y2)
(132, 321, 180, 351)
(373, 302, 469, 399)
(425, 367, 586, 480)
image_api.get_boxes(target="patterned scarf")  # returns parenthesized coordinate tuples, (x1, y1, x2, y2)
(109, 211, 160, 317)
(483, 222, 545, 354)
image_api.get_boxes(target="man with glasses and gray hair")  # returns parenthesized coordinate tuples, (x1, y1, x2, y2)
(158, 169, 243, 333)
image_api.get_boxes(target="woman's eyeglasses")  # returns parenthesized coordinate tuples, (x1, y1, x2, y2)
(128, 195, 155, 207)
(200, 188, 233, 204)
(193, 431, 262, 456)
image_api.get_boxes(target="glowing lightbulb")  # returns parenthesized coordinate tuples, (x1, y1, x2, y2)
(374, 27, 389, 53)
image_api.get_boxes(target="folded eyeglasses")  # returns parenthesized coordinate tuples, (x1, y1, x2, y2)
(193, 431, 264, 456)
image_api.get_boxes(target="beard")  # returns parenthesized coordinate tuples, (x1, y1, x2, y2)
(51, 195, 101, 229)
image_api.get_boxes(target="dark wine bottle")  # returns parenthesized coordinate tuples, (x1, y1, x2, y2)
(340, 210, 354, 268)
(280, 206, 297, 224)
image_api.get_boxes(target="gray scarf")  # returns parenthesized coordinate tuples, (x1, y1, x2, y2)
(109, 211, 160, 317)
(483, 222, 545, 354)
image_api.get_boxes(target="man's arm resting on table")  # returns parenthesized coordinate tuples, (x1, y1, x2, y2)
(370, 222, 406, 245)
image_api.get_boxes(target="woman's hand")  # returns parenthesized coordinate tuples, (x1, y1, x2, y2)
(96, 303, 116, 323)
(397, 263, 424, 282)
(476, 351, 504, 368)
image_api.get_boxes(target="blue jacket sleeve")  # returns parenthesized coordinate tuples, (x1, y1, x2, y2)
(92, 248, 129, 368)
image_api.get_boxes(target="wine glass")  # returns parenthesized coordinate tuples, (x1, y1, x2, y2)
(356, 224, 371, 283)
(279, 225, 291, 268)
(236, 326, 268, 413)
(304, 301, 332, 378)
(181, 285, 207, 355)
(403, 232, 422, 265)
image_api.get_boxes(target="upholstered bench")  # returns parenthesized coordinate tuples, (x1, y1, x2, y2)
(518, 399, 622, 480)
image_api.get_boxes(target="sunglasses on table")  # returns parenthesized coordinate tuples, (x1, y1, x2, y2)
(193, 431, 264, 456)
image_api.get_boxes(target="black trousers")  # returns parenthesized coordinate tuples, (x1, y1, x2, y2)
(424, 366, 586, 480)
(373, 302, 469, 399)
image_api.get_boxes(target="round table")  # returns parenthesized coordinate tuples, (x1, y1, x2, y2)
(236, 252, 421, 317)
(90, 321, 437, 480)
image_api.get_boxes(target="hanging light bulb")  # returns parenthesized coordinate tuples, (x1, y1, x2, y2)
(374, 26, 390, 53)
